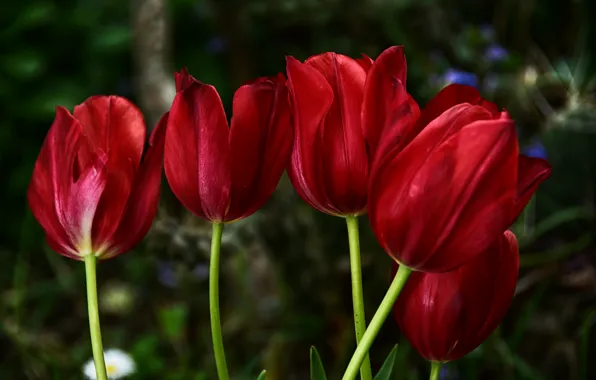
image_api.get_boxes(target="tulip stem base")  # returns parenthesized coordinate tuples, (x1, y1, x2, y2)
(429, 361, 443, 380)
(84, 255, 108, 380)
(210, 223, 230, 380)
(345, 215, 373, 380)
(342, 264, 413, 380)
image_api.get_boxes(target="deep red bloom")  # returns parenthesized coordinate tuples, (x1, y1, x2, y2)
(286, 46, 407, 216)
(27, 96, 166, 260)
(164, 68, 292, 223)
(393, 230, 519, 362)
(368, 84, 552, 272)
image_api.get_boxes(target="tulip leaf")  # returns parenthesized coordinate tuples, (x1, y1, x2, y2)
(310, 346, 327, 380)
(374, 344, 399, 380)
(517, 206, 593, 247)
(519, 233, 591, 267)
(257, 370, 267, 380)
(494, 339, 544, 380)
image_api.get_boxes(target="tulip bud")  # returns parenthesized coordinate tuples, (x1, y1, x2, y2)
(164, 69, 292, 223)
(286, 46, 413, 216)
(393, 231, 519, 362)
(28, 96, 166, 260)
(368, 84, 551, 272)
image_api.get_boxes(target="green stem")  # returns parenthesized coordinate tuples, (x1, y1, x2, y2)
(210, 223, 230, 380)
(345, 215, 373, 380)
(429, 361, 443, 380)
(341, 264, 413, 380)
(84, 255, 107, 380)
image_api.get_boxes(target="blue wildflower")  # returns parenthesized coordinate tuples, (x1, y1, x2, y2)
(439, 364, 458, 380)
(192, 264, 209, 281)
(442, 68, 479, 88)
(157, 261, 178, 288)
(484, 44, 509, 63)
(523, 140, 548, 159)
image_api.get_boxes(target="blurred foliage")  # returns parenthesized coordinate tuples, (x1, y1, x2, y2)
(1, 0, 596, 379)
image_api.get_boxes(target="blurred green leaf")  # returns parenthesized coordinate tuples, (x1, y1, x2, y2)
(91, 26, 131, 51)
(257, 369, 267, 380)
(158, 303, 188, 341)
(3, 51, 45, 79)
(494, 339, 544, 380)
(521, 206, 593, 246)
(131, 335, 165, 374)
(2, 2, 56, 36)
(30, 83, 86, 118)
(394, 340, 414, 380)
(310, 346, 327, 380)
(520, 233, 591, 267)
(374, 344, 398, 380)
(509, 282, 549, 349)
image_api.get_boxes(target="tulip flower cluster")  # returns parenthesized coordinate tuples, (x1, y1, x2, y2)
(28, 45, 551, 380)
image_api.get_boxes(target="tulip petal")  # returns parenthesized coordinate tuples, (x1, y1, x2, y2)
(394, 262, 463, 360)
(228, 74, 292, 221)
(365, 82, 420, 180)
(27, 107, 80, 256)
(286, 56, 336, 213)
(165, 93, 201, 217)
(512, 155, 552, 219)
(417, 84, 500, 129)
(305, 53, 369, 214)
(91, 162, 135, 249)
(394, 231, 519, 362)
(63, 152, 108, 255)
(355, 54, 374, 72)
(74, 96, 146, 170)
(447, 230, 519, 360)
(371, 111, 517, 272)
(108, 113, 167, 258)
(369, 104, 494, 247)
(362, 45, 412, 161)
(45, 235, 80, 260)
(74, 96, 146, 247)
(423, 118, 518, 271)
(165, 81, 231, 222)
(175, 67, 198, 92)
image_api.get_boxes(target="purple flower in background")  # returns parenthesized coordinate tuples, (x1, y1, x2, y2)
(442, 68, 479, 88)
(157, 261, 178, 289)
(192, 264, 209, 281)
(523, 140, 548, 160)
(439, 364, 458, 380)
(484, 44, 509, 62)
(157, 261, 210, 289)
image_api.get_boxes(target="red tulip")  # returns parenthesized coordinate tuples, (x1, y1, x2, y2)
(164, 69, 292, 223)
(393, 230, 519, 361)
(368, 84, 551, 272)
(27, 96, 167, 260)
(286, 46, 408, 216)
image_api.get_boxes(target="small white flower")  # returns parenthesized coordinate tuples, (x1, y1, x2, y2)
(83, 349, 136, 379)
